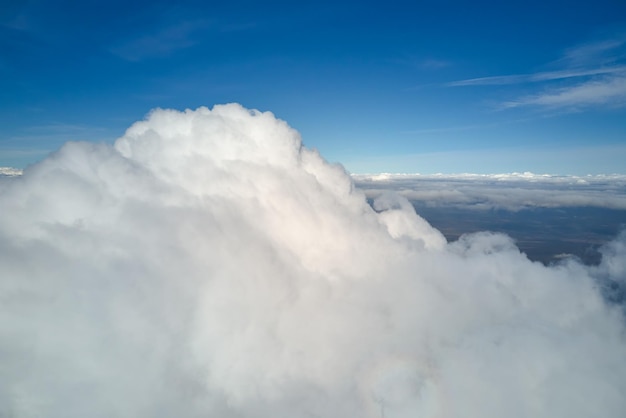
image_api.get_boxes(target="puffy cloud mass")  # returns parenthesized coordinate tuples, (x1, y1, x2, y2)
(1, 104, 625, 418)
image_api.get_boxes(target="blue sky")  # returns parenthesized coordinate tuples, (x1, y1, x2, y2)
(1, 0, 625, 174)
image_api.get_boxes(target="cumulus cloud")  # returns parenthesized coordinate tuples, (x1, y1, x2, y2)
(1, 104, 626, 418)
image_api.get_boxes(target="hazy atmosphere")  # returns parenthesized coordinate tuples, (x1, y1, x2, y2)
(2, 2, 626, 418)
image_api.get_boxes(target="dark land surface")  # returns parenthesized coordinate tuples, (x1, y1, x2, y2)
(410, 204, 626, 265)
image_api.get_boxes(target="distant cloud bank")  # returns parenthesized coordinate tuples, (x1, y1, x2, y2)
(1, 104, 625, 417)
(0, 167, 22, 177)
(353, 172, 626, 210)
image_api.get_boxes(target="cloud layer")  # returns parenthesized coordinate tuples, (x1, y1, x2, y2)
(0, 167, 22, 177)
(354, 172, 626, 210)
(1, 104, 626, 417)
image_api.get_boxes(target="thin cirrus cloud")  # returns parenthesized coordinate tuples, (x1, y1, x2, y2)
(1, 104, 625, 418)
(446, 66, 626, 87)
(559, 37, 626, 67)
(502, 73, 626, 109)
(448, 37, 626, 110)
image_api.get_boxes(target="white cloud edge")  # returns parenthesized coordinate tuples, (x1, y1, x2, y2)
(0, 167, 23, 176)
(352, 172, 626, 182)
(5, 164, 625, 182)
(352, 172, 626, 210)
(5, 165, 626, 184)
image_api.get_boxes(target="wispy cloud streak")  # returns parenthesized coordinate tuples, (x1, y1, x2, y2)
(503, 74, 626, 109)
(447, 66, 626, 87)
(447, 36, 626, 110)
(559, 38, 626, 67)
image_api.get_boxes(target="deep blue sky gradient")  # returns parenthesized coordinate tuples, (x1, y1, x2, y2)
(2, 0, 626, 173)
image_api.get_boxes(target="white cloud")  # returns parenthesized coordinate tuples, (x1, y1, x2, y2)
(503, 74, 626, 109)
(342, 143, 626, 178)
(559, 37, 626, 68)
(0, 123, 118, 168)
(447, 36, 626, 111)
(1, 104, 626, 417)
(447, 66, 626, 87)
(353, 172, 626, 210)
(0, 167, 22, 177)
